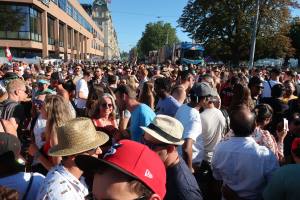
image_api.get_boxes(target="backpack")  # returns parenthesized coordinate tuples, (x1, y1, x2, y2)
(220, 108, 230, 135)
(0, 100, 18, 120)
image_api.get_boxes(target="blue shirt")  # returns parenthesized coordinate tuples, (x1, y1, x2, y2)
(130, 103, 155, 142)
(165, 157, 203, 200)
(156, 95, 181, 117)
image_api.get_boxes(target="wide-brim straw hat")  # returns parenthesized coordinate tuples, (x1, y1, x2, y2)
(141, 115, 184, 145)
(49, 117, 109, 157)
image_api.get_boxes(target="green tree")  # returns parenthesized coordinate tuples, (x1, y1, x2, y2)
(120, 51, 129, 61)
(137, 21, 179, 58)
(290, 17, 300, 61)
(178, 0, 298, 66)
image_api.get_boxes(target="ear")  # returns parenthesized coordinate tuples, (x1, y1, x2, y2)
(166, 145, 175, 153)
(149, 194, 162, 200)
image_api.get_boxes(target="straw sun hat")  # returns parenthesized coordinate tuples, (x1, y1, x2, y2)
(49, 117, 109, 157)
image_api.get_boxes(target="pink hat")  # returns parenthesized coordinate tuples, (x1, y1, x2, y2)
(75, 139, 166, 198)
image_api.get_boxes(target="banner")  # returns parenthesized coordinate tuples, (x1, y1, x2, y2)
(5, 47, 12, 62)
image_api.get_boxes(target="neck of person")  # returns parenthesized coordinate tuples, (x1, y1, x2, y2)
(63, 160, 83, 180)
(181, 82, 189, 90)
(271, 76, 279, 82)
(204, 102, 214, 109)
(127, 99, 140, 112)
(160, 92, 169, 99)
(165, 151, 180, 168)
(8, 94, 19, 102)
(188, 101, 201, 110)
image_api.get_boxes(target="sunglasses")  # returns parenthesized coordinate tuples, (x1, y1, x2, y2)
(101, 103, 113, 109)
(142, 137, 168, 150)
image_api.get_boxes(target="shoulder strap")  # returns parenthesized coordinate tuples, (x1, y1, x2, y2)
(0, 119, 7, 133)
(22, 173, 34, 200)
(1, 101, 18, 119)
(267, 80, 272, 91)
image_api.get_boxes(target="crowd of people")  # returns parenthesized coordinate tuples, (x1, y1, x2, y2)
(0, 60, 299, 200)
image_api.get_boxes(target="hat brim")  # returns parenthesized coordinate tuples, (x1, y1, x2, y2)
(75, 155, 140, 181)
(48, 131, 109, 157)
(140, 126, 184, 145)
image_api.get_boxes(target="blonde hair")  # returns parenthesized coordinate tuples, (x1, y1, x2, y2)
(44, 95, 73, 141)
(7, 79, 25, 94)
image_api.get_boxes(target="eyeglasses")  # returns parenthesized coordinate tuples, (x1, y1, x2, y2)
(101, 103, 113, 109)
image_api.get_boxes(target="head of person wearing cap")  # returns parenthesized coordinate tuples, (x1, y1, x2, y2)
(0, 133, 45, 200)
(141, 115, 203, 200)
(36, 79, 51, 94)
(0, 133, 24, 175)
(36, 118, 109, 200)
(248, 76, 264, 105)
(189, 82, 215, 111)
(75, 139, 166, 200)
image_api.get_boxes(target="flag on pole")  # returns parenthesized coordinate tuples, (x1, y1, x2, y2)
(5, 47, 12, 62)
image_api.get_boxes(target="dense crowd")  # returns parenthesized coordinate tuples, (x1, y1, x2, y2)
(0, 60, 300, 200)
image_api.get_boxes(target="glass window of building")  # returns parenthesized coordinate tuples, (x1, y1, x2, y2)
(67, 27, 72, 49)
(58, 0, 67, 11)
(0, 4, 41, 42)
(48, 17, 55, 45)
(59, 23, 64, 47)
(66, 2, 72, 16)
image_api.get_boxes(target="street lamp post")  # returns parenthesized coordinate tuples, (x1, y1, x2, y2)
(249, 0, 260, 69)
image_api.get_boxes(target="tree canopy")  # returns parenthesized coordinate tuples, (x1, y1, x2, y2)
(290, 17, 300, 60)
(178, 0, 299, 66)
(137, 21, 179, 58)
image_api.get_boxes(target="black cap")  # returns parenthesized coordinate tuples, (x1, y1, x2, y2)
(0, 134, 20, 157)
(0, 134, 24, 171)
(191, 82, 216, 97)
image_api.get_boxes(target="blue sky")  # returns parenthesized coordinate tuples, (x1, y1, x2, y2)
(80, 0, 300, 52)
(80, 0, 190, 52)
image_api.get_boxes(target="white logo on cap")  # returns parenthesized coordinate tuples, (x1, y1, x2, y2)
(144, 169, 153, 179)
(103, 143, 122, 158)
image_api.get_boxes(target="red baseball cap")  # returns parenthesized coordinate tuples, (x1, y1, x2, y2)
(75, 139, 166, 198)
(292, 138, 300, 155)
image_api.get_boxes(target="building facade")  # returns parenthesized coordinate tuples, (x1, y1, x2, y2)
(92, 2, 120, 60)
(0, 0, 104, 60)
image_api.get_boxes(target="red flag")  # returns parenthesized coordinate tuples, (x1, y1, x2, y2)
(5, 47, 12, 61)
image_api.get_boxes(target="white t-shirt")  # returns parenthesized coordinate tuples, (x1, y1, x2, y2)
(75, 79, 89, 109)
(0, 172, 45, 200)
(261, 80, 280, 98)
(200, 107, 226, 163)
(33, 114, 47, 149)
(175, 104, 204, 164)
